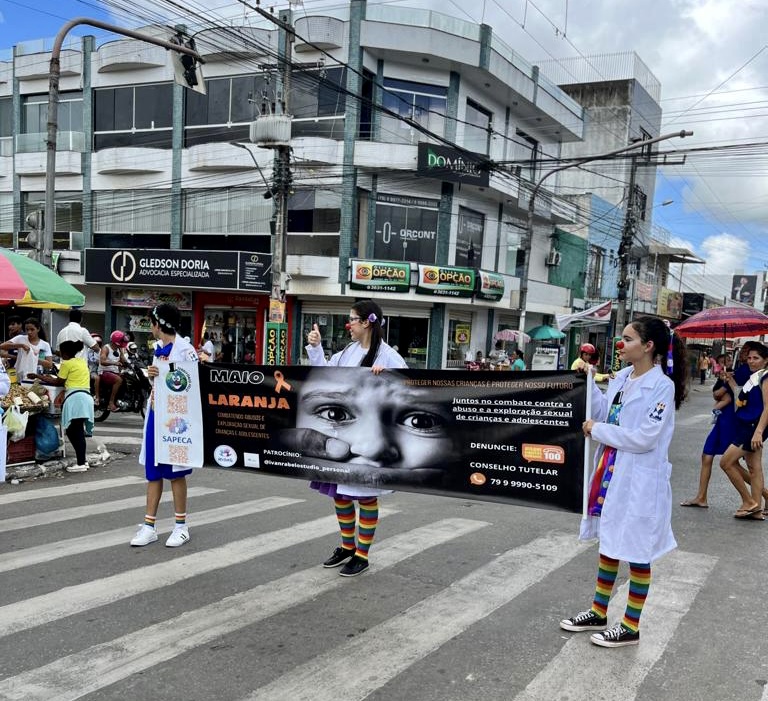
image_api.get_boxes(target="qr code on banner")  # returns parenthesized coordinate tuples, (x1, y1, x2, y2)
(166, 396, 189, 414)
(168, 446, 189, 465)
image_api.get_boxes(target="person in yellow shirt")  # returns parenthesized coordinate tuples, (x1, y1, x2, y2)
(28, 340, 94, 473)
(571, 343, 612, 382)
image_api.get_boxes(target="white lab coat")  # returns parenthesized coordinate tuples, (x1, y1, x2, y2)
(139, 335, 199, 472)
(305, 339, 407, 497)
(580, 365, 677, 563)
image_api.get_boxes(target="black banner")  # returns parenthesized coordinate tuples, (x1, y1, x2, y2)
(85, 248, 271, 292)
(194, 366, 587, 512)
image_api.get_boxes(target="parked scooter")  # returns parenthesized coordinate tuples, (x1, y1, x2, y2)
(93, 345, 151, 422)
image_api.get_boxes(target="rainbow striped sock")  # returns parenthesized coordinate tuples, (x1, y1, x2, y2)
(143, 514, 157, 529)
(591, 553, 619, 618)
(355, 498, 379, 560)
(333, 498, 356, 551)
(622, 562, 651, 632)
(174, 512, 187, 527)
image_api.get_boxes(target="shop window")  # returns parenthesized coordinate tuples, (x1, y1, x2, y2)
(94, 85, 172, 150)
(447, 318, 473, 368)
(202, 309, 257, 363)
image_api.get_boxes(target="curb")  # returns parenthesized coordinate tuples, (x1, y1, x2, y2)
(5, 445, 132, 483)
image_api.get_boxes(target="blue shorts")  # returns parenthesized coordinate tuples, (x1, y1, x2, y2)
(731, 420, 768, 453)
(143, 407, 193, 482)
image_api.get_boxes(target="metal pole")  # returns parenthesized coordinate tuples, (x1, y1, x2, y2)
(43, 18, 204, 269)
(518, 130, 692, 333)
(614, 153, 637, 334)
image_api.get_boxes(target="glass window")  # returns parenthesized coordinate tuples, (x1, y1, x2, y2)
(464, 99, 491, 155)
(513, 129, 539, 182)
(447, 319, 472, 368)
(94, 191, 170, 233)
(23, 191, 82, 235)
(93, 85, 172, 149)
(456, 207, 485, 268)
(0, 193, 12, 233)
(287, 190, 341, 233)
(379, 78, 447, 145)
(184, 188, 273, 234)
(22, 92, 82, 134)
(0, 98, 12, 138)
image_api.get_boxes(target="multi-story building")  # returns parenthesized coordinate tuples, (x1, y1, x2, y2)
(0, 5, 588, 366)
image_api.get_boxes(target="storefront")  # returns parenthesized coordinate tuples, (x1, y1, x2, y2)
(84, 248, 277, 361)
(298, 300, 431, 368)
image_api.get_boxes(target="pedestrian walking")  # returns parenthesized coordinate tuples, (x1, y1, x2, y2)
(560, 317, 688, 647)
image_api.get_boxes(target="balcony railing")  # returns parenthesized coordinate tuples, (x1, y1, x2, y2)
(15, 131, 86, 154)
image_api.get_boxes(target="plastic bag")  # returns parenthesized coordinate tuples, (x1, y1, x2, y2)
(35, 415, 59, 455)
(3, 405, 28, 442)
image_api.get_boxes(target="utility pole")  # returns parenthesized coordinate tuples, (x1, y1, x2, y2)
(519, 130, 693, 334)
(43, 18, 203, 269)
(614, 153, 638, 334)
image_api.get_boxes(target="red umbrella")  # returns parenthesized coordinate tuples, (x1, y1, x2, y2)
(674, 306, 768, 339)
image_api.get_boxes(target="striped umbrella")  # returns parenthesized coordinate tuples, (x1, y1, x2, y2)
(0, 249, 84, 309)
(674, 306, 768, 339)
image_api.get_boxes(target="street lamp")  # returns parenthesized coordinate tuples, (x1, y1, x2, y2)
(43, 17, 203, 269)
(519, 130, 693, 334)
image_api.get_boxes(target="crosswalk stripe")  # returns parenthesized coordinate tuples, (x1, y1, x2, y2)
(0, 487, 222, 532)
(0, 507, 396, 636)
(243, 531, 592, 701)
(0, 496, 304, 574)
(0, 518, 487, 701)
(514, 549, 718, 701)
(0, 476, 144, 505)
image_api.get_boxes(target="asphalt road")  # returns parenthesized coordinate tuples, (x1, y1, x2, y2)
(0, 378, 766, 701)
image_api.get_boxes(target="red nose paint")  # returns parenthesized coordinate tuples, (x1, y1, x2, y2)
(616, 340, 625, 349)
(345, 323, 351, 330)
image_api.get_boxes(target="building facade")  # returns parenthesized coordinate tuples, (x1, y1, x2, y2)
(0, 4, 588, 366)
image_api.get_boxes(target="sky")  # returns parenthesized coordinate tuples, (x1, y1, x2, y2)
(1, 0, 767, 288)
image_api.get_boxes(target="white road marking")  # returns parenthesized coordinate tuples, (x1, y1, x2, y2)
(0, 487, 222, 532)
(514, 549, 718, 701)
(243, 531, 592, 701)
(0, 476, 144, 504)
(0, 496, 304, 574)
(0, 518, 486, 701)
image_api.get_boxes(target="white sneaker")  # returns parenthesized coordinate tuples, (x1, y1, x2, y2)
(66, 464, 89, 473)
(130, 524, 158, 546)
(165, 525, 190, 548)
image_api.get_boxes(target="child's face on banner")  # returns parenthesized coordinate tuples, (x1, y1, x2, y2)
(296, 371, 455, 469)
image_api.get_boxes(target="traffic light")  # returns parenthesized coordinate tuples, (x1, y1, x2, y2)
(24, 210, 43, 259)
(170, 32, 206, 95)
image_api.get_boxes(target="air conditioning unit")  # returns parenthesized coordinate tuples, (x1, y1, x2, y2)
(545, 249, 561, 266)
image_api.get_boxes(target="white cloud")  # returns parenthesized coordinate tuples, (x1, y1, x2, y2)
(699, 233, 751, 274)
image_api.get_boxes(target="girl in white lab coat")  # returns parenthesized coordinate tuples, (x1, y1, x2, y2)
(560, 317, 688, 648)
(305, 299, 407, 578)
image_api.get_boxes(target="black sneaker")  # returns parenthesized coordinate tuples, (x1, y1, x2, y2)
(339, 554, 369, 577)
(590, 623, 640, 647)
(559, 609, 608, 632)
(322, 547, 355, 568)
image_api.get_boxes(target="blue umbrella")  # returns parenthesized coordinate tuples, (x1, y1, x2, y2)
(527, 324, 565, 341)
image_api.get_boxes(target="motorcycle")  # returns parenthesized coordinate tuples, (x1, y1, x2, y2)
(93, 352, 151, 423)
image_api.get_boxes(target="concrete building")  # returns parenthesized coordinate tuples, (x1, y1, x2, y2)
(0, 4, 591, 366)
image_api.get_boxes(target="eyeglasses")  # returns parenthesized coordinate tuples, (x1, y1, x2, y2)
(348, 316, 362, 323)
